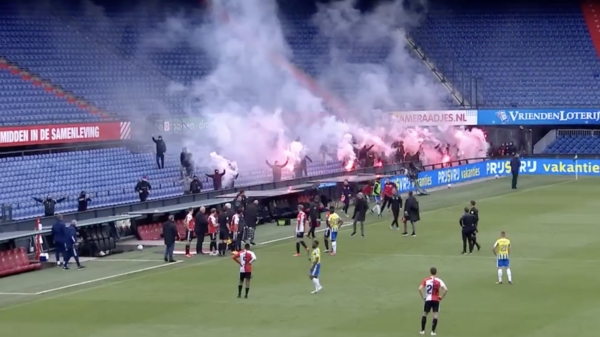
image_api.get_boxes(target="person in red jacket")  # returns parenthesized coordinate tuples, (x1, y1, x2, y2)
(381, 181, 395, 212)
(361, 183, 373, 202)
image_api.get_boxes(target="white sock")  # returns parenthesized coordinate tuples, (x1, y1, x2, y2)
(332, 241, 337, 253)
(315, 278, 321, 288)
(374, 205, 381, 214)
(312, 278, 319, 289)
(497, 269, 503, 282)
(506, 268, 512, 282)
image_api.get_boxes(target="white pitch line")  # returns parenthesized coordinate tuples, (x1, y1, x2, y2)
(0, 292, 36, 296)
(330, 252, 600, 264)
(33, 261, 182, 295)
(0, 178, 575, 308)
(90, 259, 167, 263)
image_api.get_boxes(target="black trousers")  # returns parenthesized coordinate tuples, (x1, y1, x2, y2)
(308, 220, 317, 238)
(139, 192, 148, 202)
(196, 229, 206, 254)
(511, 171, 519, 189)
(343, 197, 350, 214)
(381, 196, 391, 210)
(391, 210, 400, 227)
(462, 229, 475, 253)
(156, 153, 165, 169)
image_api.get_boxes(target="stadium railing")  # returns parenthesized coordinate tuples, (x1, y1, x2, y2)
(556, 129, 600, 137)
(1, 157, 488, 231)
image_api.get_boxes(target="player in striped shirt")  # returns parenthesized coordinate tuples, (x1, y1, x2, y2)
(233, 243, 256, 298)
(293, 205, 309, 257)
(418, 267, 448, 336)
(184, 208, 194, 257)
(493, 231, 512, 284)
(208, 208, 219, 256)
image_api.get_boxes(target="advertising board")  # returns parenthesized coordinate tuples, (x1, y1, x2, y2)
(477, 109, 600, 125)
(380, 158, 599, 193)
(390, 110, 478, 126)
(0, 122, 131, 147)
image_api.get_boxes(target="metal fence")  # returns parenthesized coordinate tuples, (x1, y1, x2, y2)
(556, 129, 600, 137)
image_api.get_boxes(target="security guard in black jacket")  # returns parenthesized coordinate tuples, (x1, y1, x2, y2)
(243, 200, 259, 245)
(194, 206, 208, 255)
(307, 198, 320, 239)
(510, 154, 521, 189)
(402, 191, 420, 237)
(460, 207, 477, 254)
(33, 195, 66, 217)
(163, 215, 178, 262)
(135, 177, 152, 202)
(233, 190, 247, 211)
(190, 176, 203, 194)
(217, 204, 232, 256)
(389, 189, 403, 229)
(469, 200, 481, 251)
(77, 191, 91, 212)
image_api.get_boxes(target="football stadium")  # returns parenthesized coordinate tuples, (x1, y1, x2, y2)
(0, 0, 599, 336)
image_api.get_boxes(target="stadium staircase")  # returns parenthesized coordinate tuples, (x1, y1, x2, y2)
(0, 57, 112, 121)
(581, 0, 600, 57)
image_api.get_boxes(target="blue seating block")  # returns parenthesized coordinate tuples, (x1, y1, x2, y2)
(544, 135, 600, 154)
(0, 147, 344, 220)
(411, 2, 600, 107)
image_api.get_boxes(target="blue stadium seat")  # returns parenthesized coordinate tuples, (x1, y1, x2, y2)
(0, 147, 343, 220)
(544, 134, 600, 154)
(410, 2, 600, 107)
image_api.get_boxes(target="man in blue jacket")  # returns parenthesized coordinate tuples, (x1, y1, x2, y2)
(64, 220, 85, 270)
(51, 214, 67, 266)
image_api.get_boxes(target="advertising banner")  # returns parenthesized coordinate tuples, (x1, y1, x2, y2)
(381, 158, 600, 193)
(153, 117, 212, 134)
(390, 110, 478, 126)
(0, 122, 131, 147)
(477, 109, 600, 125)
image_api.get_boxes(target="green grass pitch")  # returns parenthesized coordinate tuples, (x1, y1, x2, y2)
(0, 175, 598, 337)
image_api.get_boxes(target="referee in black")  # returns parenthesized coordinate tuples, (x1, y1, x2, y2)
(459, 207, 477, 254)
(469, 200, 481, 251)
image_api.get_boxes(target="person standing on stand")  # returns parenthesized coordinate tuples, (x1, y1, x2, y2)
(152, 135, 167, 169)
(135, 177, 151, 202)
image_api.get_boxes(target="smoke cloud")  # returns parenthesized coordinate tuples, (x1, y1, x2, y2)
(39, 0, 489, 173)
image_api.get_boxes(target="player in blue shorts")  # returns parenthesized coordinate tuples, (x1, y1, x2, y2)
(493, 231, 512, 284)
(309, 240, 322, 294)
(327, 206, 342, 255)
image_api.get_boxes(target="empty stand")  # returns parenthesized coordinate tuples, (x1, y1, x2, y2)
(0, 147, 343, 220)
(411, 1, 600, 107)
(544, 130, 600, 154)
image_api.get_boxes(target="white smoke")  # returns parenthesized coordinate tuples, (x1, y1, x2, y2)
(337, 133, 356, 161)
(209, 152, 239, 187)
(283, 140, 305, 171)
(58, 0, 489, 172)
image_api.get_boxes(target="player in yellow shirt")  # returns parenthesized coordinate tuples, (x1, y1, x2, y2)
(327, 206, 342, 256)
(492, 231, 512, 284)
(309, 240, 322, 294)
